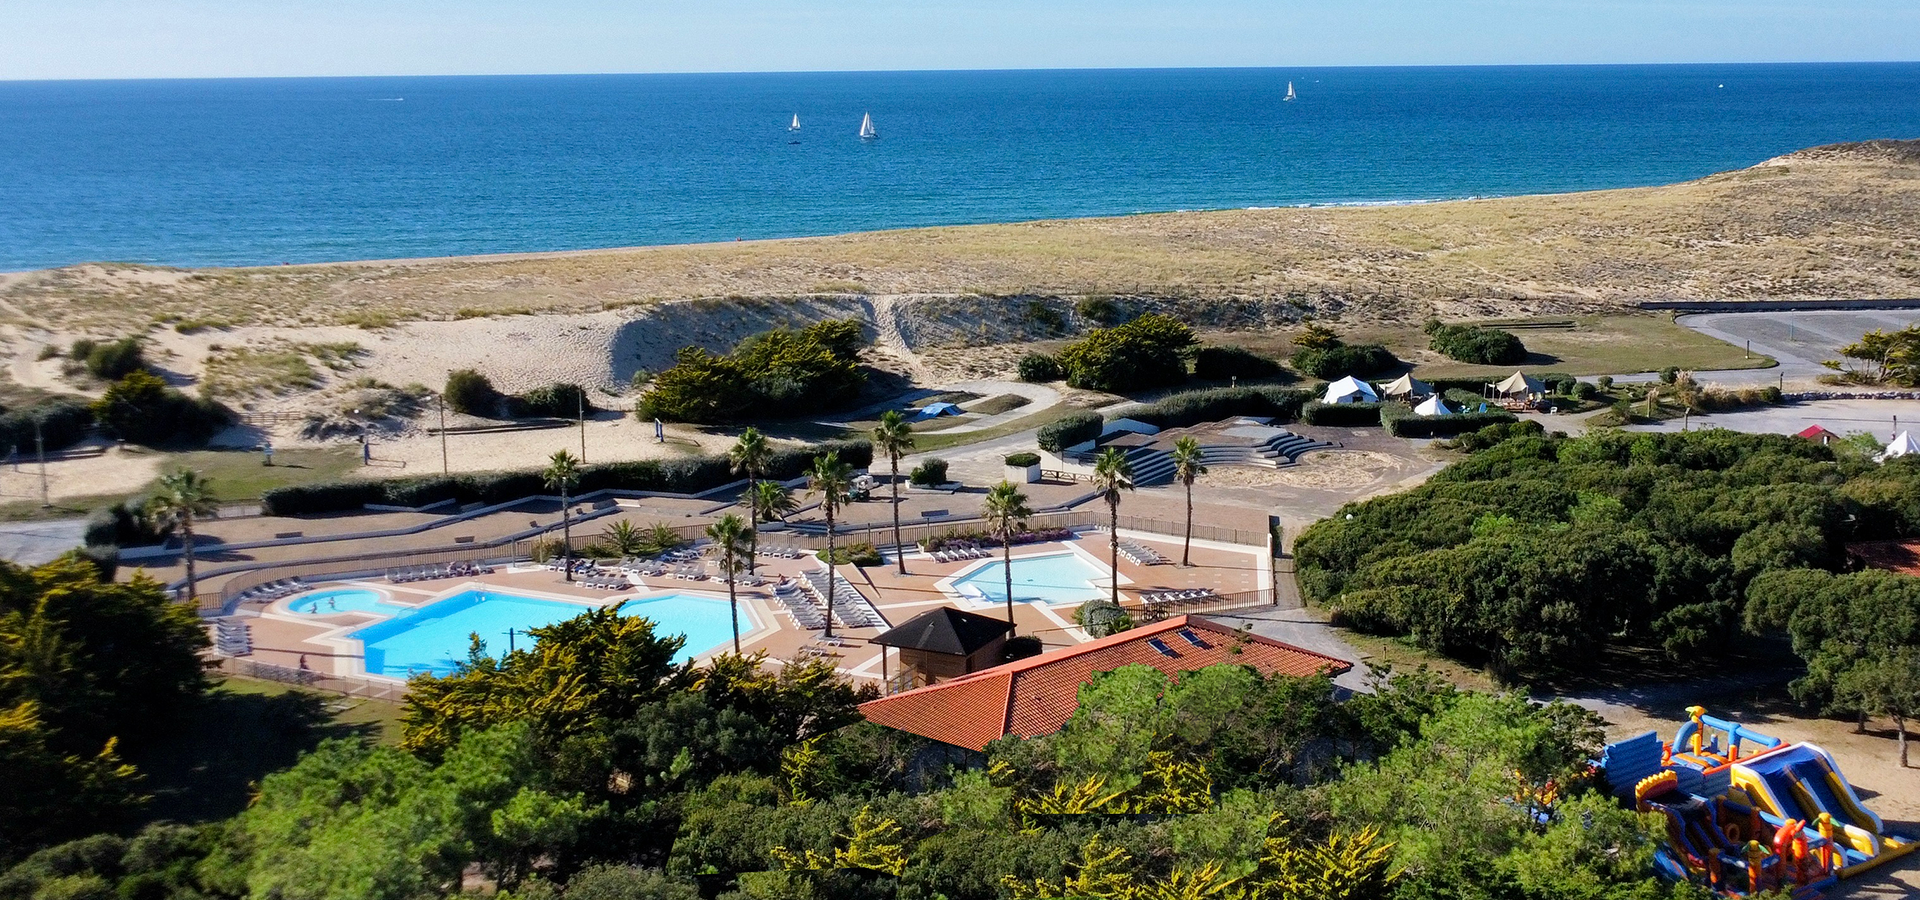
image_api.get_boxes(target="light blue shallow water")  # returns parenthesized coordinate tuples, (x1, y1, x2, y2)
(348, 590, 738, 677)
(3, 64, 1919, 270)
(287, 589, 409, 616)
(954, 552, 1108, 605)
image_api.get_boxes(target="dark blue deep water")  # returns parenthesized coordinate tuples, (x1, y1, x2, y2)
(1, 64, 1917, 271)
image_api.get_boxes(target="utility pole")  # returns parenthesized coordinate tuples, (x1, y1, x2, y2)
(35, 420, 48, 508)
(577, 393, 587, 463)
(438, 393, 449, 475)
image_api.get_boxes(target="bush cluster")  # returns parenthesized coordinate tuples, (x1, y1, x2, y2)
(1384, 409, 1519, 438)
(816, 541, 884, 567)
(1036, 410, 1103, 453)
(262, 440, 873, 516)
(72, 337, 148, 381)
(1191, 345, 1286, 382)
(83, 499, 171, 549)
(506, 382, 591, 418)
(1056, 313, 1195, 392)
(1015, 353, 1063, 383)
(1290, 343, 1399, 380)
(444, 369, 501, 416)
(90, 371, 230, 447)
(1122, 385, 1315, 430)
(1299, 400, 1383, 426)
(1003, 451, 1041, 468)
(638, 320, 866, 424)
(908, 458, 949, 486)
(1424, 321, 1528, 365)
(0, 400, 93, 455)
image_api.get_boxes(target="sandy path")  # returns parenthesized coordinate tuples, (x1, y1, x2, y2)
(347, 416, 738, 477)
(0, 445, 166, 504)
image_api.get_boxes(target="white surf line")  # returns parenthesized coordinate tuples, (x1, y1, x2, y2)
(1028, 601, 1091, 643)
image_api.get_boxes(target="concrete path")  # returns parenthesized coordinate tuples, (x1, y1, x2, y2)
(914, 379, 1063, 434)
(0, 517, 88, 566)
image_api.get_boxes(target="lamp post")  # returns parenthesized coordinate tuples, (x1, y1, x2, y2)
(35, 420, 49, 509)
(437, 393, 449, 475)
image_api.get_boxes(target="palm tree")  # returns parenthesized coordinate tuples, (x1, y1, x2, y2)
(149, 469, 217, 603)
(1170, 436, 1208, 567)
(806, 451, 853, 639)
(603, 520, 646, 558)
(753, 480, 798, 524)
(982, 481, 1033, 634)
(705, 514, 752, 653)
(543, 449, 583, 582)
(871, 410, 916, 575)
(729, 428, 772, 573)
(1091, 447, 1135, 608)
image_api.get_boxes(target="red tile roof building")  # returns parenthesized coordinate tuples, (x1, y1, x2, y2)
(857, 615, 1352, 751)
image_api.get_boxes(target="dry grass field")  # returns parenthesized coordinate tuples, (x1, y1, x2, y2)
(2, 140, 1917, 333)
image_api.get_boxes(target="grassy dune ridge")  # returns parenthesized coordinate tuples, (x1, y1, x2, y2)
(2, 140, 1918, 332)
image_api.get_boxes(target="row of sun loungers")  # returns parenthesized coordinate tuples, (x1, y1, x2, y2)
(1140, 589, 1219, 610)
(801, 569, 887, 629)
(1117, 538, 1170, 566)
(578, 575, 633, 591)
(759, 545, 808, 559)
(929, 544, 991, 563)
(236, 577, 307, 603)
(387, 562, 490, 583)
(772, 581, 831, 630)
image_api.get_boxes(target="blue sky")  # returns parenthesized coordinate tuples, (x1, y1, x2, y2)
(3, 0, 1917, 80)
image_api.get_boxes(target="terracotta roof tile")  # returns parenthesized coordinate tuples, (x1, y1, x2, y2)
(858, 615, 1351, 751)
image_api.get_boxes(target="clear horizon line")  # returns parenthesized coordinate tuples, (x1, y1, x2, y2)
(5, 58, 1920, 85)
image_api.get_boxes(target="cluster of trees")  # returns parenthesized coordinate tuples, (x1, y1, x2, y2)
(443, 371, 594, 419)
(5, 579, 1714, 900)
(1829, 324, 1920, 386)
(1288, 325, 1399, 379)
(639, 320, 868, 423)
(1296, 424, 1920, 686)
(1053, 313, 1196, 392)
(0, 557, 209, 862)
(92, 371, 231, 446)
(1425, 321, 1528, 366)
(1746, 569, 1920, 763)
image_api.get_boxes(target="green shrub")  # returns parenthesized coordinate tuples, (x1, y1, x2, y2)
(1384, 410, 1520, 438)
(1424, 321, 1528, 366)
(1037, 411, 1103, 453)
(82, 337, 147, 381)
(91, 371, 229, 447)
(444, 369, 501, 416)
(260, 440, 874, 516)
(1290, 343, 1399, 379)
(1571, 381, 1598, 401)
(68, 339, 97, 361)
(508, 382, 590, 418)
(83, 500, 170, 548)
(909, 458, 950, 486)
(1056, 313, 1195, 393)
(817, 542, 883, 567)
(1016, 353, 1063, 383)
(1004, 452, 1041, 468)
(638, 320, 867, 424)
(0, 400, 93, 455)
(1123, 386, 1315, 429)
(1074, 296, 1124, 326)
(1192, 346, 1285, 382)
(1299, 400, 1382, 426)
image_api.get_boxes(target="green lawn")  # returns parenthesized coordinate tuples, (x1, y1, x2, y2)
(164, 446, 364, 502)
(130, 675, 400, 824)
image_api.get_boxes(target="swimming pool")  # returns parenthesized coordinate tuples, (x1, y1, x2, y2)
(348, 590, 743, 678)
(951, 552, 1108, 605)
(288, 589, 411, 616)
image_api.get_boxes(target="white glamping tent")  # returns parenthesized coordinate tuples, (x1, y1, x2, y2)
(1321, 376, 1380, 405)
(1414, 396, 1455, 417)
(1884, 431, 1920, 459)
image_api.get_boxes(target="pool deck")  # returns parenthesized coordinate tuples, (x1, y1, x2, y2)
(234, 531, 1270, 688)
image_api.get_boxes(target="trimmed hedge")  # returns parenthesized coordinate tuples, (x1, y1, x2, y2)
(1037, 411, 1103, 453)
(261, 440, 873, 516)
(1384, 410, 1518, 438)
(1004, 452, 1041, 467)
(1299, 401, 1383, 426)
(1121, 386, 1315, 430)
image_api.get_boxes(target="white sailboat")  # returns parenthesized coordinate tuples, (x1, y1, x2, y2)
(859, 112, 878, 140)
(1284, 82, 1297, 102)
(790, 114, 800, 131)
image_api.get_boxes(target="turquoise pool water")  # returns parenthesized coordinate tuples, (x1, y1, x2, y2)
(288, 589, 410, 616)
(349, 591, 741, 678)
(952, 552, 1107, 605)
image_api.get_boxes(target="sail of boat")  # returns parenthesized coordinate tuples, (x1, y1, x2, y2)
(859, 112, 878, 140)
(1285, 82, 1297, 102)
(790, 114, 800, 131)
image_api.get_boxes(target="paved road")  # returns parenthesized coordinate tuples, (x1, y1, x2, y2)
(0, 517, 88, 566)
(1610, 309, 1920, 388)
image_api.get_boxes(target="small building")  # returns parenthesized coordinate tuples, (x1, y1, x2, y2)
(1490, 371, 1545, 400)
(1413, 395, 1454, 416)
(1321, 375, 1380, 405)
(1796, 425, 1841, 446)
(870, 607, 1014, 689)
(1379, 374, 1434, 400)
(859, 615, 1352, 752)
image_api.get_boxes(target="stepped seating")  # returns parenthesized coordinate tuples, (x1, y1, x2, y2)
(212, 618, 252, 657)
(1073, 427, 1335, 481)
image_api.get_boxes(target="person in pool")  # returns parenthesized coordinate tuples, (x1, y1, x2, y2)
(328, 598, 337, 610)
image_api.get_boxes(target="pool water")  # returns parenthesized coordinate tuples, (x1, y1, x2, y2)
(348, 590, 740, 677)
(952, 552, 1108, 605)
(288, 589, 411, 616)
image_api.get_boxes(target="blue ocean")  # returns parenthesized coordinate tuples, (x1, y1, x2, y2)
(1, 64, 1917, 271)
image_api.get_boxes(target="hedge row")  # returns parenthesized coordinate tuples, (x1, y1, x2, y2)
(1120, 386, 1315, 430)
(1037, 411, 1104, 453)
(1299, 401, 1383, 426)
(261, 440, 873, 516)
(0, 400, 93, 455)
(1384, 410, 1518, 438)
